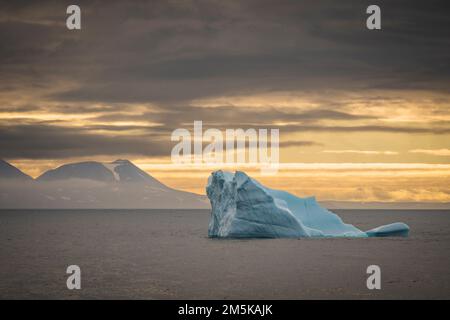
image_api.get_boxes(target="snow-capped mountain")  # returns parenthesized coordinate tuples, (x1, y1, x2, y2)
(0, 159, 32, 180)
(0, 159, 209, 209)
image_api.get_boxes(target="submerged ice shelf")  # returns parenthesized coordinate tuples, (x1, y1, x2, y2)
(206, 170, 410, 238)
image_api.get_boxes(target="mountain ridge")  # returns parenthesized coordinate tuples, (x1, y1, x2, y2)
(0, 159, 32, 181)
(0, 159, 208, 209)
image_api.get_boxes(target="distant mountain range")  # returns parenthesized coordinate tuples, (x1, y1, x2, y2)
(1, 159, 449, 209)
(0, 159, 209, 209)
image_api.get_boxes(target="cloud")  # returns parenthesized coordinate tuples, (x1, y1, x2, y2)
(0, 124, 171, 159)
(1, 0, 449, 162)
(323, 150, 398, 155)
(2, 115, 449, 160)
(1, 0, 449, 105)
(0, 118, 326, 159)
(409, 149, 450, 156)
(280, 140, 322, 148)
(284, 125, 450, 134)
(93, 105, 374, 126)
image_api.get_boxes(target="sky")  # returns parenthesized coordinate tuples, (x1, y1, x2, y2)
(1, 0, 449, 202)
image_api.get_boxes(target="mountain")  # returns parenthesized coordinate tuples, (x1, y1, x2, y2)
(1, 159, 209, 209)
(37, 159, 168, 188)
(37, 161, 116, 182)
(0, 159, 32, 180)
(104, 159, 169, 186)
(0, 160, 37, 209)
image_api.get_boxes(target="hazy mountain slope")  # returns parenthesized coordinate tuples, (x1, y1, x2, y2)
(2, 159, 209, 209)
(37, 161, 116, 182)
(102, 159, 169, 188)
(0, 160, 32, 180)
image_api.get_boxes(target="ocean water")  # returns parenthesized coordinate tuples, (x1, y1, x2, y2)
(0, 209, 449, 299)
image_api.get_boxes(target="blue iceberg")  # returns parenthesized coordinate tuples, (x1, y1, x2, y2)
(365, 223, 410, 237)
(206, 171, 409, 238)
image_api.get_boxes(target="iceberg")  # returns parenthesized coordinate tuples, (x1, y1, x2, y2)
(365, 223, 410, 237)
(206, 170, 409, 238)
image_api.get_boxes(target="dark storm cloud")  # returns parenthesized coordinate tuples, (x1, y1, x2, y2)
(1, 0, 449, 159)
(0, 121, 324, 159)
(0, 124, 170, 159)
(2, 119, 448, 160)
(1, 0, 449, 103)
(0, 105, 40, 113)
(93, 105, 375, 126)
(280, 140, 322, 148)
(50, 104, 129, 114)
